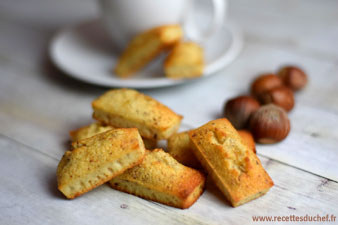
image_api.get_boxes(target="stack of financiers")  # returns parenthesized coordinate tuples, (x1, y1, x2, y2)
(114, 24, 205, 80)
(57, 88, 273, 209)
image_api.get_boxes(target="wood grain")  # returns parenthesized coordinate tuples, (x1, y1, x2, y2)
(0, 0, 338, 224)
(1, 135, 337, 225)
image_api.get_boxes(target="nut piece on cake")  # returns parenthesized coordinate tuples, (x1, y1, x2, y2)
(110, 149, 206, 209)
(189, 119, 273, 207)
(57, 128, 146, 199)
(92, 89, 182, 140)
(114, 25, 183, 78)
(69, 122, 157, 150)
(164, 42, 204, 79)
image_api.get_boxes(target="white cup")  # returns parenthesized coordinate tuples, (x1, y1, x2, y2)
(98, 0, 226, 48)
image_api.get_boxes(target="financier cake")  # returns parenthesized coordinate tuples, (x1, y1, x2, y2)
(167, 131, 201, 169)
(57, 128, 145, 199)
(110, 149, 206, 209)
(164, 42, 204, 79)
(114, 25, 183, 78)
(189, 119, 273, 207)
(92, 89, 182, 140)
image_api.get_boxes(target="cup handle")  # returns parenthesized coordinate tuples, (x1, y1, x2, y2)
(184, 0, 226, 43)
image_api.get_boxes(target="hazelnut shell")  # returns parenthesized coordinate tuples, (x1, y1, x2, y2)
(259, 86, 295, 112)
(251, 74, 283, 97)
(249, 104, 290, 144)
(277, 66, 308, 91)
(224, 96, 260, 129)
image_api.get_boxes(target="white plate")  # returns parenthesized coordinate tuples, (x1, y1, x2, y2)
(50, 20, 243, 88)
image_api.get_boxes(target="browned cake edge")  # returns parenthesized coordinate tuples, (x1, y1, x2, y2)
(58, 152, 146, 199)
(110, 177, 205, 209)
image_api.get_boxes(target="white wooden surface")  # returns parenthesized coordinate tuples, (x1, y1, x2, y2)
(0, 0, 338, 224)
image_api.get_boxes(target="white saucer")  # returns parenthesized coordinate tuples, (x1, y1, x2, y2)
(50, 20, 243, 89)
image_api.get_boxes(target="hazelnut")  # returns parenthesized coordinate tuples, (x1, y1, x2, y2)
(224, 96, 260, 129)
(251, 74, 283, 97)
(277, 66, 308, 91)
(249, 104, 290, 144)
(258, 86, 295, 112)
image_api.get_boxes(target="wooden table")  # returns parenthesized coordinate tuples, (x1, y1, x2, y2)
(0, 0, 337, 224)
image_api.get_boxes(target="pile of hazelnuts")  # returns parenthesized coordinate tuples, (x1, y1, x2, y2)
(223, 65, 308, 144)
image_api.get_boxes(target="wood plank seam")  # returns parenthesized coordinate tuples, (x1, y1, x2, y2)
(0, 133, 59, 161)
(256, 152, 338, 184)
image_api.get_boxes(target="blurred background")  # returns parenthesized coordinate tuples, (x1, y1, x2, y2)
(1, 0, 337, 57)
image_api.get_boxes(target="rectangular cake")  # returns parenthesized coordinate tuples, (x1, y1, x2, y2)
(188, 119, 273, 207)
(110, 149, 205, 209)
(167, 131, 201, 169)
(92, 89, 182, 140)
(115, 25, 183, 77)
(57, 128, 145, 199)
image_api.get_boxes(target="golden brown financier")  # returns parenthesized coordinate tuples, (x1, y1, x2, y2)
(110, 149, 205, 209)
(167, 131, 201, 169)
(115, 25, 183, 78)
(92, 89, 182, 140)
(57, 128, 145, 199)
(188, 119, 273, 207)
(164, 42, 204, 79)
